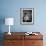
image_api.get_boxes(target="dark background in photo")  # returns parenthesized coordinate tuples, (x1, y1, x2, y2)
(23, 10, 32, 22)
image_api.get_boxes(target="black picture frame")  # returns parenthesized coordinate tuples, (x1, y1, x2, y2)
(20, 8, 34, 25)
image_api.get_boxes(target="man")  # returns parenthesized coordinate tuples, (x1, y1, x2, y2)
(23, 12, 32, 22)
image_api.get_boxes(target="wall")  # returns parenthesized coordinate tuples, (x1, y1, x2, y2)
(0, 0, 46, 46)
(0, 0, 46, 32)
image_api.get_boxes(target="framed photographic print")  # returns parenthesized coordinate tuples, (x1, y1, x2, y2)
(20, 8, 34, 25)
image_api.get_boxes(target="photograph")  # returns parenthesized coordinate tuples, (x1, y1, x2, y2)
(20, 8, 34, 24)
